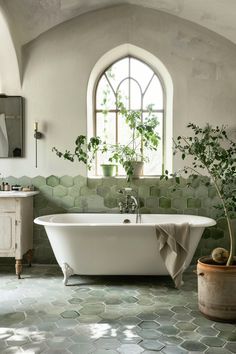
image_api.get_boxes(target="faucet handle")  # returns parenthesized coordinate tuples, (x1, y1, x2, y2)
(131, 203, 136, 212)
(118, 201, 124, 213)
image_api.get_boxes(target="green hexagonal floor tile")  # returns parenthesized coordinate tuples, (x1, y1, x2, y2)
(201, 336, 225, 347)
(140, 339, 164, 351)
(60, 310, 79, 319)
(138, 321, 159, 330)
(157, 325, 179, 336)
(180, 340, 207, 352)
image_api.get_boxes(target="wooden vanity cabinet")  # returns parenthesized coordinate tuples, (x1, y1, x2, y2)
(0, 192, 38, 278)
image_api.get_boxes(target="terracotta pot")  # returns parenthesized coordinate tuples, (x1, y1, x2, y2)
(197, 256, 236, 322)
(100, 164, 116, 177)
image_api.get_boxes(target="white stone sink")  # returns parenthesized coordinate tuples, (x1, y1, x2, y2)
(0, 191, 39, 197)
(0, 191, 17, 194)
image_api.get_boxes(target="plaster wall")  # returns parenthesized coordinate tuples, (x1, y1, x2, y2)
(1, 4, 236, 176)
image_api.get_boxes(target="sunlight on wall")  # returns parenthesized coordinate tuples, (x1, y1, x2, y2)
(0, 5, 21, 93)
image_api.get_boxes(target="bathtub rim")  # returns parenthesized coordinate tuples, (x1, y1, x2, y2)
(34, 213, 216, 228)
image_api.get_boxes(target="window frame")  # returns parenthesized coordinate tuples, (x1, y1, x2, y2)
(94, 55, 165, 177)
(87, 44, 173, 178)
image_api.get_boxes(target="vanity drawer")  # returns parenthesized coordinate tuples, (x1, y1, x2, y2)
(0, 198, 16, 212)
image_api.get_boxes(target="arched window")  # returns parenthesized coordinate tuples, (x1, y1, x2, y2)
(95, 56, 164, 176)
(87, 44, 173, 178)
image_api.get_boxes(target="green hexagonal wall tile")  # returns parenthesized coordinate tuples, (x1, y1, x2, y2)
(46, 175, 59, 187)
(104, 196, 117, 209)
(80, 186, 96, 196)
(68, 185, 81, 197)
(60, 175, 74, 187)
(87, 178, 103, 190)
(187, 198, 201, 209)
(86, 195, 106, 211)
(53, 185, 68, 198)
(169, 188, 183, 198)
(172, 198, 187, 210)
(38, 185, 53, 197)
(159, 197, 171, 209)
(189, 177, 200, 189)
(5, 176, 18, 186)
(34, 194, 49, 209)
(138, 185, 150, 198)
(195, 185, 208, 198)
(73, 175, 87, 186)
(208, 186, 217, 198)
(97, 186, 110, 197)
(18, 176, 32, 187)
(74, 197, 88, 209)
(145, 197, 158, 209)
(210, 228, 224, 240)
(182, 186, 195, 198)
(150, 186, 160, 197)
(60, 196, 74, 209)
(32, 176, 46, 188)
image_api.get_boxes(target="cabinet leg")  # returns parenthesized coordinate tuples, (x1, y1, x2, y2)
(26, 249, 33, 267)
(15, 259, 22, 279)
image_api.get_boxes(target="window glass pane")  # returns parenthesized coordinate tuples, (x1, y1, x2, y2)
(96, 112, 116, 144)
(117, 79, 129, 109)
(117, 112, 134, 175)
(96, 75, 116, 110)
(130, 79, 142, 110)
(117, 113, 133, 146)
(96, 112, 116, 175)
(143, 113, 163, 175)
(106, 57, 129, 92)
(130, 58, 153, 93)
(143, 75, 163, 110)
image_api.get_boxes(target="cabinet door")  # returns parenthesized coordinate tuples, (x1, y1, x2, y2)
(0, 213, 16, 257)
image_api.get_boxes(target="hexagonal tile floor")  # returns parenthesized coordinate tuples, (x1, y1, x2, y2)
(0, 265, 235, 353)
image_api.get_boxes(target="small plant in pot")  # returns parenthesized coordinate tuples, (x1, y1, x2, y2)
(163, 123, 236, 322)
(52, 135, 117, 177)
(52, 100, 161, 181)
(112, 100, 161, 181)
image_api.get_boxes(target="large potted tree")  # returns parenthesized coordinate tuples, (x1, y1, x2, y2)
(166, 123, 236, 322)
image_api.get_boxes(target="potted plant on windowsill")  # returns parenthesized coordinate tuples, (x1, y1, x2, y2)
(112, 99, 160, 180)
(52, 100, 161, 181)
(52, 135, 117, 177)
(163, 123, 236, 322)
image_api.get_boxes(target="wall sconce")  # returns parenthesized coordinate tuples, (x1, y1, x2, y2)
(34, 122, 43, 168)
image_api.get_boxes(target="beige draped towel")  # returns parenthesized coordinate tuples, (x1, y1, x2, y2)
(156, 223, 190, 289)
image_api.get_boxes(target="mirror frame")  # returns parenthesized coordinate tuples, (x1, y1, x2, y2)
(0, 94, 24, 158)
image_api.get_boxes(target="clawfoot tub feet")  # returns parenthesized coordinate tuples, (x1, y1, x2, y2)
(61, 263, 74, 285)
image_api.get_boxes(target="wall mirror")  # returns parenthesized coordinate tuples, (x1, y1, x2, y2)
(0, 95, 23, 157)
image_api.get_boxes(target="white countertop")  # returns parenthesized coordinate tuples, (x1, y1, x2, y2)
(0, 191, 39, 197)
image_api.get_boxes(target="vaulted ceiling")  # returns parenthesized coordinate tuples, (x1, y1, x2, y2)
(3, 0, 236, 46)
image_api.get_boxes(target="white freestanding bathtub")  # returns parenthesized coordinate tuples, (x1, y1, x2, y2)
(34, 213, 216, 285)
